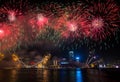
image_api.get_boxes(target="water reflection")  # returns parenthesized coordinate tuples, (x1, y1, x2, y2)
(53, 70, 59, 82)
(10, 69, 18, 82)
(76, 68, 83, 82)
(60, 69, 67, 82)
(0, 69, 119, 82)
(42, 70, 49, 82)
(0, 69, 18, 82)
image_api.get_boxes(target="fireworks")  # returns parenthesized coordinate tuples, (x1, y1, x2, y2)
(91, 18, 104, 29)
(0, 0, 120, 53)
(83, 0, 120, 41)
(37, 14, 48, 26)
(0, 23, 22, 52)
(0, 29, 5, 39)
(67, 22, 78, 32)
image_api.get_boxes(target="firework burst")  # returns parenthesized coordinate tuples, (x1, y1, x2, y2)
(0, 23, 22, 52)
(83, 0, 120, 41)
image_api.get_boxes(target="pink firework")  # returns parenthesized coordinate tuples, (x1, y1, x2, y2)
(83, 0, 120, 41)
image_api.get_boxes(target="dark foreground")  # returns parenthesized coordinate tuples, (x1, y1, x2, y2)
(0, 68, 120, 82)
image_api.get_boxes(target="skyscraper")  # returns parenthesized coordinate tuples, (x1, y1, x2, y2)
(69, 51, 74, 61)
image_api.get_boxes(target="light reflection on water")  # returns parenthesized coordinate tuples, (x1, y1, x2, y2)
(76, 68, 83, 82)
(0, 69, 119, 82)
(0, 69, 18, 82)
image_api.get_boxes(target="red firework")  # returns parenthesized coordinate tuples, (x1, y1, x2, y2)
(29, 14, 48, 30)
(0, 0, 32, 23)
(38, 2, 65, 29)
(67, 22, 78, 32)
(0, 25, 10, 39)
(37, 14, 48, 27)
(0, 23, 21, 52)
(83, 0, 120, 41)
(54, 3, 87, 39)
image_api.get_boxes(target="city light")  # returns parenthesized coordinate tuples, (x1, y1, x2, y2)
(115, 66, 119, 68)
(12, 54, 19, 62)
(75, 56, 80, 62)
(99, 64, 103, 68)
(0, 53, 4, 61)
(76, 57, 80, 60)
